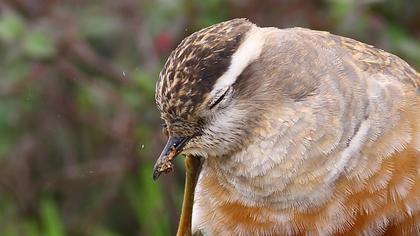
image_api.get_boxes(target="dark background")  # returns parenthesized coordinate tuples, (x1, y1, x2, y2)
(0, 0, 419, 235)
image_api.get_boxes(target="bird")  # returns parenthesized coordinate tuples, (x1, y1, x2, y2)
(153, 18, 420, 236)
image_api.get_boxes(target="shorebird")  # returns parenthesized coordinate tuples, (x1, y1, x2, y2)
(153, 18, 420, 235)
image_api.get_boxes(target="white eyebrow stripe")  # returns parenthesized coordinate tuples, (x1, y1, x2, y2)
(211, 26, 265, 94)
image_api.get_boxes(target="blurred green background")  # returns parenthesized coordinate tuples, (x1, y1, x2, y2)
(0, 0, 419, 235)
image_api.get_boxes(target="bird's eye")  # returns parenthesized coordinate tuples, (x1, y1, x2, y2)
(209, 87, 231, 109)
(161, 124, 169, 138)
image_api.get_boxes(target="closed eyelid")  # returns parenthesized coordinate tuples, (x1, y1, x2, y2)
(209, 87, 230, 109)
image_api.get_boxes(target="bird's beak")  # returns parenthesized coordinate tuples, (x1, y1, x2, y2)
(153, 136, 190, 180)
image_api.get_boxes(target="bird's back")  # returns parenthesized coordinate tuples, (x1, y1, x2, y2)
(297, 28, 419, 87)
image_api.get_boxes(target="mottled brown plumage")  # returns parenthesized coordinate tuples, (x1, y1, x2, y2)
(156, 19, 252, 132)
(154, 19, 420, 236)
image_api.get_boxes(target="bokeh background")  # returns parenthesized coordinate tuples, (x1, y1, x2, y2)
(0, 0, 419, 235)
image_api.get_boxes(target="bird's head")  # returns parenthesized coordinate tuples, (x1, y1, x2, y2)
(153, 19, 268, 179)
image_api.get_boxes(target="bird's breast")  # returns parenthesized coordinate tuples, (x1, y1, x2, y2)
(191, 86, 420, 235)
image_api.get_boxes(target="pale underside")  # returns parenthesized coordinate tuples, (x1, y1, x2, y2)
(190, 27, 420, 235)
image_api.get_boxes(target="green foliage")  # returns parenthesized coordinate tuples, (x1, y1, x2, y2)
(23, 31, 56, 59)
(125, 163, 171, 236)
(0, 13, 25, 42)
(386, 24, 420, 67)
(328, 0, 354, 21)
(90, 226, 121, 236)
(22, 220, 41, 236)
(132, 69, 155, 100)
(198, 0, 229, 26)
(40, 198, 65, 236)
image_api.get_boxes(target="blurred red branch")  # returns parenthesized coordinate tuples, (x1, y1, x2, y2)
(0, 62, 45, 97)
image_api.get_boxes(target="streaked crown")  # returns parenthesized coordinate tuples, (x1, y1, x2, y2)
(155, 19, 254, 135)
